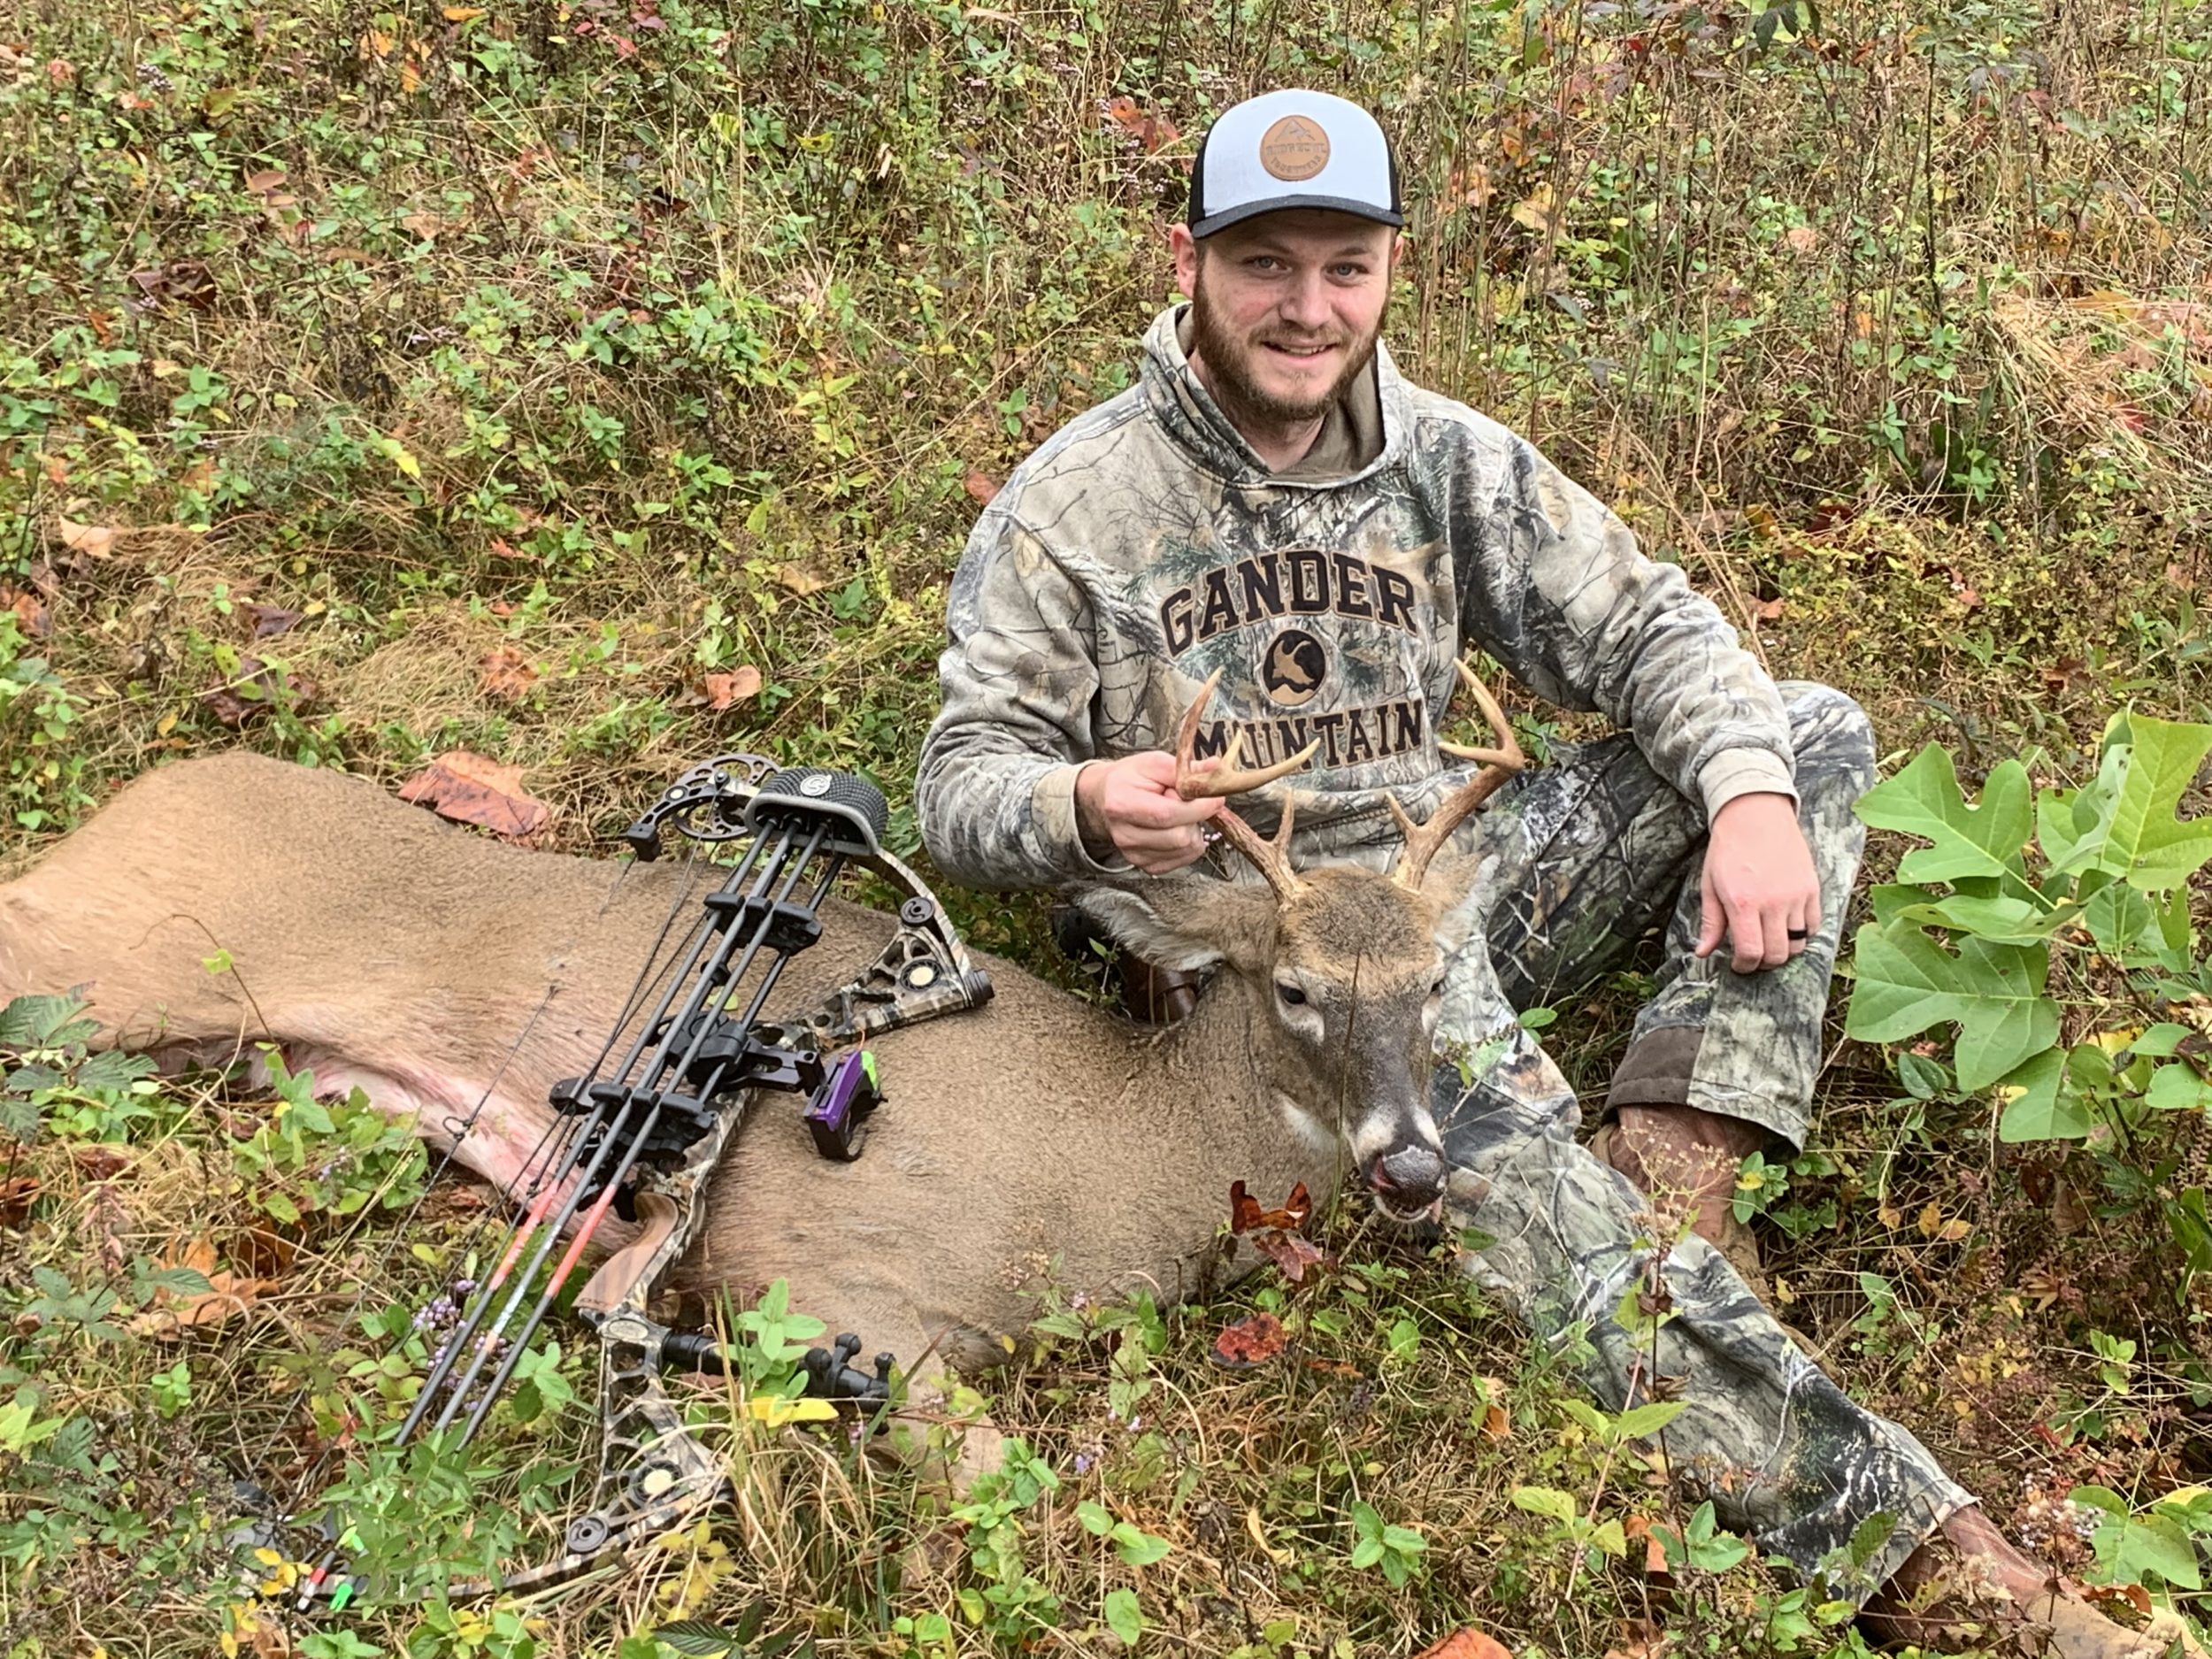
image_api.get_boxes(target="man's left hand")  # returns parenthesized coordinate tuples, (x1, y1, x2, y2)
(1696, 792, 1820, 973)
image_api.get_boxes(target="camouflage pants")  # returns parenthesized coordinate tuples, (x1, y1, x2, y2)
(1434, 680, 1970, 1594)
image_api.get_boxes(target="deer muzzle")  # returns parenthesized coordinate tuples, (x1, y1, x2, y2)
(1366, 1143, 1448, 1223)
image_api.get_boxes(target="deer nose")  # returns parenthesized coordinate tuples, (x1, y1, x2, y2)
(1368, 1145, 1447, 1219)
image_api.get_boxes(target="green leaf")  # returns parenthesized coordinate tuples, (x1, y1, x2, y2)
(1349, 1537, 1384, 1569)
(656, 1621, 744, 1658)
(2096, 716, 2212, 891)
(2131, 1025, 2196, 1058)
(1612, 1400, 1687, 1440)
(2145, 1064, 2212, 1112)
(1894, 892, 2073, 943)
(2104, 1512, 2202, 1589)
(2170, 1188, 2212, 1275)
(1894, 1049, 1952, 1100)
(2085, 881, 2170, 961)
(1110, 1522, 1171, 1567)
(139, 1265, 213, 1299)
(2039, 749, 2128, 876)
(1846, 920, 2059, 1090)
(0, 993, 98, 1048)
(1076, 1500, 1114, 1536)
(1511, 1486, 1579, 1522)
(1997, 1049, 2092, 1142)
(1855, 747, 2034, 895)
(1102, 1587, 1142, 1647)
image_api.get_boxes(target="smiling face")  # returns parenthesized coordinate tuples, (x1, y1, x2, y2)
(1170, 209, 1401, 434)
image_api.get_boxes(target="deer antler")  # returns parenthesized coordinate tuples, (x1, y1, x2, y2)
(1173, 668, 1321, 902)
(1388, 660, 1526, 892)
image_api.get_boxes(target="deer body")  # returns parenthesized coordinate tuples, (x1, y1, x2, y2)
(0, 751, 1475, 1379)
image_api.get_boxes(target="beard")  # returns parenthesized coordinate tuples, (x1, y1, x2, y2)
(1187, 268, 1383, 428)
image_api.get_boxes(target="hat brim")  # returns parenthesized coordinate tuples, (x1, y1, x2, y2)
(1189, 196, 1406, 238)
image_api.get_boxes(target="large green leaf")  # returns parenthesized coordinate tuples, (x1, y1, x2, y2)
(1894, 892, 2077, 945)
(2098, 715, 2212, 891)
(2145, 1064, 2212, 1112)
(1996, 1048, 2091, 1142)
(2037, 742, 2129, 876)
(1855, 746, 2035, 897)
(1846, 919, 2059, 1091)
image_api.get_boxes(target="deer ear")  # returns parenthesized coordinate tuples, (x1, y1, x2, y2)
(1074, 878, 1278, 975)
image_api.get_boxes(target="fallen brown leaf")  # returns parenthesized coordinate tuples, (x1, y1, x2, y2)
(242, 168, 288, 197)
(397, 750, 551, 841)
(2, 584, 49, 637)
(1624, 1513, 1671, 1577)
(130, 1266, 273, 1337)
(477, 644, 539, 702)
(399, 211, 443, 240)
(1250, 1230, 1328, 1283)
(0, 1174, 38, 1228)
(963, 469, 1001, 505)
(1412, 1630, 1512, 1659)
(1602, 1617, 1671, 1659)
(202, 656, 313, 726)
(702, 664, 763, 711)
(246, 603, 303, 640)
(128, 259, 217, 310)
(71, 1145, 133, 1181)
(1230, 1179, 1312, 1233)
(1211, 1311, 1287, 1370)
(56, 516, 116, 557)
(1750, 595, 1786, 622)
(1477, 1379, 1512, 1441)
(2082, 1581, 2154, 1615)
(774, 563, 829, 596)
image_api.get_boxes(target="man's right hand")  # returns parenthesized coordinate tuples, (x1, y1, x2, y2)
(1075, 752, 1225, 873)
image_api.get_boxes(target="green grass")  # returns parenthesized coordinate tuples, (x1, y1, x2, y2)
(3, 0, 2211, 1653)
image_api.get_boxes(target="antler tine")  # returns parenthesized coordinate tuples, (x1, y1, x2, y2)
(1171, 668, 1314, 902)
(1173, 669, 1323, 801)
(1392, 660, 1528, 892)
(1436, 660, 1523, 765)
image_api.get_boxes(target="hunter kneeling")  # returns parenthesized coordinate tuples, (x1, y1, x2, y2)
(915, 88, 2180, 1658)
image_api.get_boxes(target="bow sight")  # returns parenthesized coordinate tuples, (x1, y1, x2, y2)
(296, 753, 991, 1602)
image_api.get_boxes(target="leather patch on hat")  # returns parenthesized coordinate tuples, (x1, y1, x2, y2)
(1258, 115, 1330, 181)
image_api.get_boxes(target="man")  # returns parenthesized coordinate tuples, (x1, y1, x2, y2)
(917, 88, 2168, 1656)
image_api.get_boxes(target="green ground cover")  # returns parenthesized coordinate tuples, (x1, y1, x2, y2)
(2, 0, 2209, 1654)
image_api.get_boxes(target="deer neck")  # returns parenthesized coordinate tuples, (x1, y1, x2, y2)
(1141, 969, 1343, 1170)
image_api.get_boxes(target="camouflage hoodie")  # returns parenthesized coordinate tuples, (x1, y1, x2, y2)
(917, 304, 1795, 891)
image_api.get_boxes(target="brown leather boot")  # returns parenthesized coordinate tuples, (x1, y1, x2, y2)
(1589, 1102, 1770, 1295)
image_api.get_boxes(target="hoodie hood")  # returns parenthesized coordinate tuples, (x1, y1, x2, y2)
(1136, 303, 1409, 488)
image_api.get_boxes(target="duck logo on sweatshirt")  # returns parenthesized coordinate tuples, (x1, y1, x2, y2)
(1262, 630, 1327, 706)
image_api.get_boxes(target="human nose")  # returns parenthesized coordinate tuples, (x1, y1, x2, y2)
(1278, 268, 1330, 330)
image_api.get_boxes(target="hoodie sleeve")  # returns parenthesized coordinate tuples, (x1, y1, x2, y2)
(1460, 436, 1796, 818)
(916, 506, 1128, 891)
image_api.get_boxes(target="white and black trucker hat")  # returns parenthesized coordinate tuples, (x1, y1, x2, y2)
(1187, 88, 1403, 239)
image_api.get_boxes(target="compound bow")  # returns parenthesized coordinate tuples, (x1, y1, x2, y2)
(284, 755, 991, 1604)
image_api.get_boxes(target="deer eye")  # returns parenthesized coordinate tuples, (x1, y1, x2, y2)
(1275, 981, 1308, 1007)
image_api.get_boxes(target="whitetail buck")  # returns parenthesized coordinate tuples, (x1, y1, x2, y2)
(0, 672, 1523, 1386)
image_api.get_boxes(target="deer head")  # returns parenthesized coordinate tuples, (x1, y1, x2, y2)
(1081, 662, 1525, 1222)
